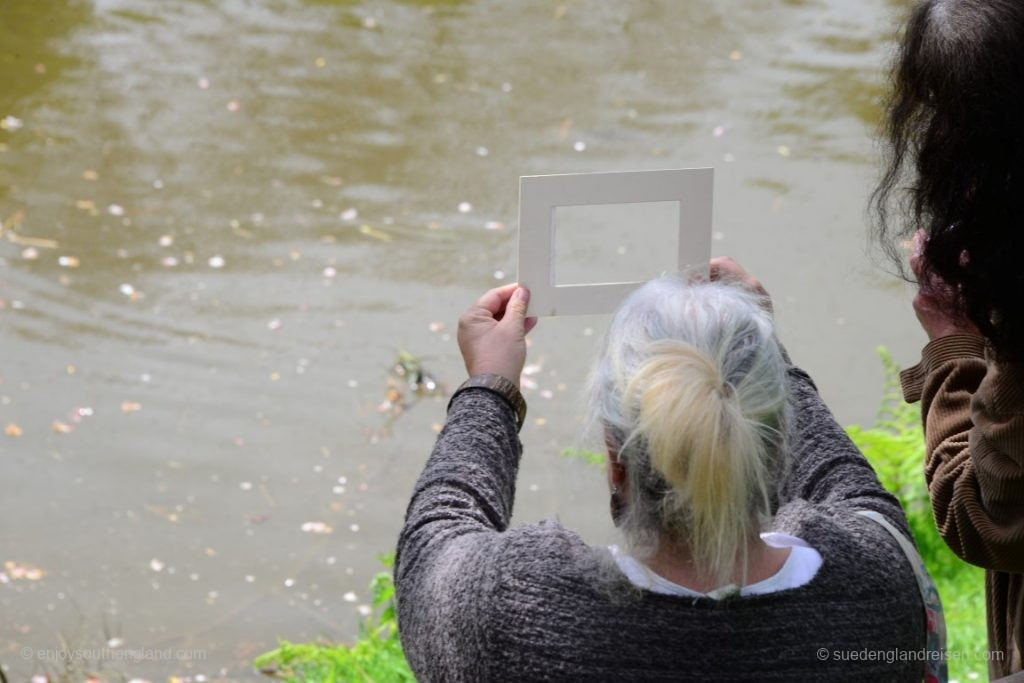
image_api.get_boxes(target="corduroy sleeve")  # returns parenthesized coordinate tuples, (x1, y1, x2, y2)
(901, 335, 1024, 571)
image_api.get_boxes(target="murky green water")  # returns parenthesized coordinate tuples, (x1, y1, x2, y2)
(1, 0, 921, 679)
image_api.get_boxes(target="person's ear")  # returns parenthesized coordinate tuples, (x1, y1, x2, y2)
(607, 454, 626, 487)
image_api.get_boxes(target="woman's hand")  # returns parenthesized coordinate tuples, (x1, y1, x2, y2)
(909, 230, 980, 340)
(457, 284, 538, 387)
(709, 256, 772, 311)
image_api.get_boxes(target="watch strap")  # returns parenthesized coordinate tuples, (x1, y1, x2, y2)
(448, 374, 527, 432)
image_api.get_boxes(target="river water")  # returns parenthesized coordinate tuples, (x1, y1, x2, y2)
(1, 0, 923, 680)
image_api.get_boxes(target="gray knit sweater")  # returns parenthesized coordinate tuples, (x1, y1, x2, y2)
(395, 365, 926, 681)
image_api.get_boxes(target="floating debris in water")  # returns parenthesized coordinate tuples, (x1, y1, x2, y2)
(208, 255, 225, 268)
(82, 169, 98, 180)
(494, 270, 506, 280)
(322, 266, 337, 278)
(159, 234, 174, 247)
(149, 558, 164, 572)
(5, 423, 22, 437)
(314, 56, 327, 68)
(121, 401, 142, 414)
(284, 578, 295, 588)
(4, 561, 44, 581)
(428, 321, 445, 333)
(340, 207, 358, 221)
(119, 283, 136, 297)
(21, 247, 38, 260)
(226, 100, 241, 112)
(160, 256, 178, 267)
(458, 202, 472, 213)
(713, 126, 725, 138)
(343, 591, 358, 602)
(362, 16, 377, 29)
(301, 521, 334, 535)
(359, 224, 392, 242)
(239, 481, 253, 491)
(573, 141, 587, 152)
(475, 146, 489, 157)
(267, 318, 282, 331)
(108, 203, 125, 217)
(198, 77, 210, 89)
(484, 220, 504, 231)
(777, 145, 791, 157)
(393, 351, 439, 394)
(51, 421, 72, 434)
(357, 604, 372, 617)
(58, 255, 79, 268)
(1, 115, 24, 131)
(729, 50, 743, 61)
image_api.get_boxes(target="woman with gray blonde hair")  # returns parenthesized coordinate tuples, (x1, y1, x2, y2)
(395, 258, 932, 682)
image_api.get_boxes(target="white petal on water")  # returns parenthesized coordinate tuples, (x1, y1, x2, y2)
(573, 141, 586, 152)
(1, 115, 24, 131)
(343, 591, 358, 602)
(208, 255, 225, 268)
(149, 558, 164, 572)
(458, 201, 472, 213)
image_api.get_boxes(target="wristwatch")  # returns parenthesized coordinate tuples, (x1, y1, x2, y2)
(448, 373, 527, 432)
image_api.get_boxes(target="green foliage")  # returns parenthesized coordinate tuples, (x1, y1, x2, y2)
(561, 446, 606, 466)
(254, 554, 414, 683)
(845, 348, 987, 682)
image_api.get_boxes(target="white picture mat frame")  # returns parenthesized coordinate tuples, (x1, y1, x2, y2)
(516, 168, 714, 316)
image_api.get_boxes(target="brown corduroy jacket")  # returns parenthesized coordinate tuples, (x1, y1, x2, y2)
(901, 335, 1024, 678)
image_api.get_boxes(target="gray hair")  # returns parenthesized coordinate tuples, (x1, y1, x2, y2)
(585, 276, 789, 585)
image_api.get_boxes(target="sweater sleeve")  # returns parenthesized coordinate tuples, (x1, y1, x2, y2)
(393, 388, 521, 682)
(899, 335, 1024, 571)
(777, 362, 912, 540)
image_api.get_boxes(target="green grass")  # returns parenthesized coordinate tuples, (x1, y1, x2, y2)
(257, 350, 988, 682)
(254, 555, 415, 683)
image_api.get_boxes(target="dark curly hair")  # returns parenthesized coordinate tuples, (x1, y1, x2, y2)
(873, 0, 1024, 361)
